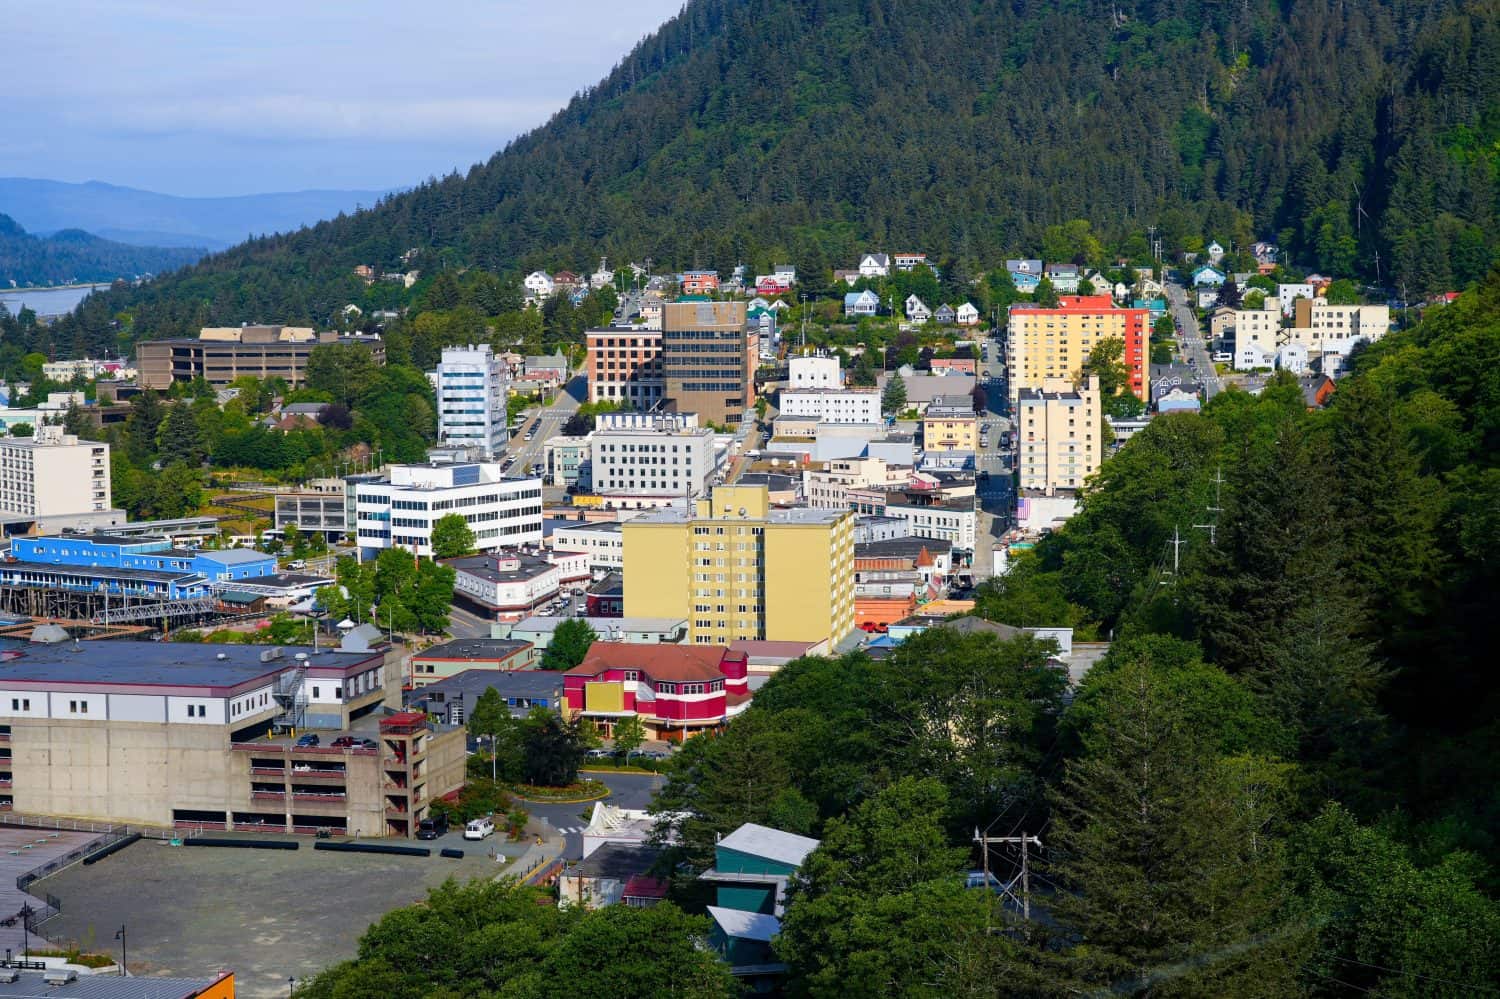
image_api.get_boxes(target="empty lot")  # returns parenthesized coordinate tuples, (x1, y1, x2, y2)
(40, 835, 526, 998)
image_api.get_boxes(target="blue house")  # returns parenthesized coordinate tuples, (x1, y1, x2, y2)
(843, 290, 879, 317)
(1005, 258, 1044, 294)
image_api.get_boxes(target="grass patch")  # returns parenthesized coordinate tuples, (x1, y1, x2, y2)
(511, 779, 609, 802)
(28, 948, 116, 969)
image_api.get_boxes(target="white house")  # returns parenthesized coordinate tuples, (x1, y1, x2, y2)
(1191, 265, 1226, 287)
(1277, 344, 1310, 375)
(590, 259, 615, 290)
(905, 295, 931, 322)
(1206, 241, 1226, 264)
(524, 271, 555, 299)
(859, 253, 891, 278)
(1044, 263, 1080, 293)
(955, 302, 980, 326)
(844, 290, 880, 317)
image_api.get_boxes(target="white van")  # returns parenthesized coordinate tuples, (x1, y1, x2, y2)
(464, 816, 495, 840)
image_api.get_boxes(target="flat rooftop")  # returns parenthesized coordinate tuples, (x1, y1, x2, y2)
(0, 972, 226, 999)
(413, 637, 533, 660)
(0, 639, 379, 689)
(28, 532, 169, 547)
(445, 553, 553, 584)
(631, 506, 845, 526)
(408, 667, 565, 702)
(511, 615, 685, 634)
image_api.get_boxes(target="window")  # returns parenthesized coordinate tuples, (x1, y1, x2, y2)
(313, 686, 321, 698)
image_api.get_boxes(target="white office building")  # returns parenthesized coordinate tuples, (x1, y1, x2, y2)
(550, 521, 625, 569)
(788, 355, 841, 389)
(590, 417, 714, 502)
(434, 344, 511, 458)
(778, 387, 880, 424)
(0, 426, 113, 524)
(355, 462, 543, 558)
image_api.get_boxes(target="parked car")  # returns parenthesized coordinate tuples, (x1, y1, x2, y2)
(416, 814, 449, 840)
(295, 733, 320, 747)
(330, 736, 357, 749)
(585, 748, 613, 759)
(464, 817, 495, 840)
(358, 738, 378, 750)
(286, 559, 307, 570)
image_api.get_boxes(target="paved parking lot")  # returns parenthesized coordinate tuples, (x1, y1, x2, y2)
(39, 834, 524, 998)
(0, 827, 100, 956)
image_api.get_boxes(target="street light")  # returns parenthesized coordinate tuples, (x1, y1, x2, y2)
(18, 904, 32, 961)
(288, 975, 297, 997)
(114, 925, 126, 976)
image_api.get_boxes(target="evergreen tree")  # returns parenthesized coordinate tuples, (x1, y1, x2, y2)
(1047, 651, 1306, 995)
(880, 372, 907, 416)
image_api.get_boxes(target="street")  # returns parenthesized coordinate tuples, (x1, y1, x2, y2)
(517, 770, 667, 860)
(970, 329, 1013, 580)
(505, 374, 586, 475)
(1164, 280, 1223, 399)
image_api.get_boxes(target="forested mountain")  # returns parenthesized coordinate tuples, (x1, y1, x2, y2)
(0, 214, 203, 288)
(35, 0, 1500, 352)
(0, 178, 392, 251)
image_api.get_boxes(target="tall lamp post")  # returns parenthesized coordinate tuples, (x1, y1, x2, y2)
(114, 924, 127, 976)
(18, 904, 33, 962)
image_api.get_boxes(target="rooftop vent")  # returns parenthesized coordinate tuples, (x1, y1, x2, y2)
(44, 968, 78, 985)
(216, 653, 228, 661)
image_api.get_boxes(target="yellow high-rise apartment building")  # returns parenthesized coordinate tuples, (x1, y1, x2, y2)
(1007, 295, 1150, 404)
(622, 484, 855, 646)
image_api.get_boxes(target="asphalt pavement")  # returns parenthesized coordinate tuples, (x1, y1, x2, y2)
(971, 331, 1013, 579)
(505, 374, 585, 475)
(1165, 281, 1223, 399)
(516, 770, 668, 860)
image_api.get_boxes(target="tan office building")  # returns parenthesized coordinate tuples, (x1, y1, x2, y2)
(0, 637, 464, 838)
(621, 484, 855, 647)
(1018, 375, 1102, 496)
(661, 302, 757, 426)
(136, 326, 386, 390)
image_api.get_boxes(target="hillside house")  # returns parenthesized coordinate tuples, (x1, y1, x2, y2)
(844, 290, 880, 317)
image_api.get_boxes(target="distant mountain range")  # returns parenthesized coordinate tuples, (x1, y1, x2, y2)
(0, 213, 204, 288)
(0, 178, 394, 252)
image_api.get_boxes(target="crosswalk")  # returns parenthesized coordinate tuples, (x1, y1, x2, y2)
(554, 825, 586, 836)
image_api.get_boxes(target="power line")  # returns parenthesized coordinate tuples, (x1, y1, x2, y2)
(1326, 955, 1500, 993)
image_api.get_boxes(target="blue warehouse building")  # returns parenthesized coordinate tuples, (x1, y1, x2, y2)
(1, 534, 279, 599)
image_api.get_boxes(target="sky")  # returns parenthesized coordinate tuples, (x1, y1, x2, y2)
(5, 0, 685, 197)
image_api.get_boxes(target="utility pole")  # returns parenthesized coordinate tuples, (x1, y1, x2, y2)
(1168, 525, 1186, 575)
(1193, 465, 1225, 545)
(973, 828, 1043, 921)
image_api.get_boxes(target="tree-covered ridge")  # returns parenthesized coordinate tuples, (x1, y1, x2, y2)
(624, 270, 1500, 995)
(34, 0, 1500, 352)
(0, 213, 202, 287)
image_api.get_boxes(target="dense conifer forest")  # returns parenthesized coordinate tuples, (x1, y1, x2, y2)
(0, 213, 202, 287)
(19, 0, 1500, 354)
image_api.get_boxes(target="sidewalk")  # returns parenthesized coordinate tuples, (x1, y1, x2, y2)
(506, 829, 566, 886)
